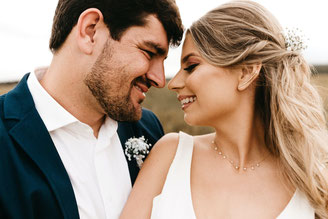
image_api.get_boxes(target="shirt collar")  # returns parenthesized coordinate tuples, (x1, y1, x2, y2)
(97, 116, 119, 145)
(27, 68, 79, 131)
(27, 68, 119, 135)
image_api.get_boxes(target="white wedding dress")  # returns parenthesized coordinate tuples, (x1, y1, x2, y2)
(151, 132, 314, 219)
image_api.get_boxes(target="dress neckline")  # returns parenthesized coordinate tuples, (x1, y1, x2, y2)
(184, 132, 299, 219)
(187, 167, 299, 218)
(152, 132, 314, 219)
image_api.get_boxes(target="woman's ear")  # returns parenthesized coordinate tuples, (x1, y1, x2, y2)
(76, 8, 104, 55)
(237, 63, 262, 91)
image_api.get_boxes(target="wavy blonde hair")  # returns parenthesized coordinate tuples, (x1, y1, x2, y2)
(189, 0, 328, 218)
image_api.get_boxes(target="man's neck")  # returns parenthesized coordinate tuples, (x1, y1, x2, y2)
(37, 62, 106, 138)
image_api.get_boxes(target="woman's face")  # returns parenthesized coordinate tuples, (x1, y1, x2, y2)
(168, 34, 242, 126)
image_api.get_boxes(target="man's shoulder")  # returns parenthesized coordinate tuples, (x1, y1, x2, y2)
(140, 108, 160, 122)
(0, 73, 38, 139)
(0, 105, 12, 147)
(0, 93, 7, 124)
(0, 92, 18, 144)
(139, 108, 163, 132)
(0, 91, 8, 105)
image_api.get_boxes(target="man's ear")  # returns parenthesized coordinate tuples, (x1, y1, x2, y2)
(237, 63, 262, 91)
(76, 8, 104, 55)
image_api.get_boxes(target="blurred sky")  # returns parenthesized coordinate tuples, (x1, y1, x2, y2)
(0, 0, 327, 82)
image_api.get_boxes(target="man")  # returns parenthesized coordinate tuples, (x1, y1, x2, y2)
(0, 0, 183, 218)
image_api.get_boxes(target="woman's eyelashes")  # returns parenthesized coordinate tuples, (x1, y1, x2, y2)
(183, 63, 199, 73)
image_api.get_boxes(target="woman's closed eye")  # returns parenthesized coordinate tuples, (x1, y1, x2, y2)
(183, 64, 198, 73)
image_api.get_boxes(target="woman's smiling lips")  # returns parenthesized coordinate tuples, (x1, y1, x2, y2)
(178, 95, 197, 109)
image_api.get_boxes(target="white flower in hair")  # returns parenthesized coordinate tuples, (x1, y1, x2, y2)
(124, 136, 151, 168)
(283, 27, 308, 52)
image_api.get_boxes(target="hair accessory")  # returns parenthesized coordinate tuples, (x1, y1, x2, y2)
(282, 28, 308, 52)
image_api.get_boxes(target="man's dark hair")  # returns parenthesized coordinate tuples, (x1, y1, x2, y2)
(49, 0, 184, 52)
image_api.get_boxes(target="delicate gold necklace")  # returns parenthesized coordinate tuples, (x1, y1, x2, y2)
(211, 139, 269, 171)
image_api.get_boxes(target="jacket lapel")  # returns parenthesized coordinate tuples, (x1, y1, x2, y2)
(3, 74, 79, 219)
(117, 122, 140, 185)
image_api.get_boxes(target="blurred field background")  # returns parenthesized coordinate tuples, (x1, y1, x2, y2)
(1, 65, 327, 135)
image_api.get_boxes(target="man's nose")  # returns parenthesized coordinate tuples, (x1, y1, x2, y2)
(146, 61, 166, 88)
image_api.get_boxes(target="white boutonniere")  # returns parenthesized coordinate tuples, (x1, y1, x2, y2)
(124, 136, 151, 168)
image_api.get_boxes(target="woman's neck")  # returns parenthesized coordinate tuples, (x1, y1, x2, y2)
(212, 113, 270, 171)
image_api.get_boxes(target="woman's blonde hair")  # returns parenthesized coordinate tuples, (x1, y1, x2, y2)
(189, 0, 328, 218)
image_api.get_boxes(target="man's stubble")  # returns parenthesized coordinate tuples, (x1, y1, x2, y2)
(84, 41, 142, 122)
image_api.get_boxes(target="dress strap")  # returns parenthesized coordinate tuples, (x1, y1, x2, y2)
(276, 189, 314, 219)
(151, 132, 196, 218)
(160, 131, 194, 194)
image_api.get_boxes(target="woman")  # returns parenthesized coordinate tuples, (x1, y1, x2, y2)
(120, 1, 328, 218)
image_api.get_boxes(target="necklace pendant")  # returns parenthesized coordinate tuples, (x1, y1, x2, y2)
(235, 166, 239, 170)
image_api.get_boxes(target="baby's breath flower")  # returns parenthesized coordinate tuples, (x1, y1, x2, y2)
(125, 136, 151, 168)
(282, 27, 308, 52)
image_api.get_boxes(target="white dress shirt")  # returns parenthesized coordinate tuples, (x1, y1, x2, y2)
(27, 70, 132, 219)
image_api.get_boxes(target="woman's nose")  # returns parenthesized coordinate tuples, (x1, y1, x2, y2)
(168, 70, 185, 91)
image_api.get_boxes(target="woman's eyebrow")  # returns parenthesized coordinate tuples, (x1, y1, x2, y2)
(181, 53, 198, 64)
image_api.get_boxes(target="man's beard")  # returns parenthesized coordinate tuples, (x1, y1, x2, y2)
(84, 41, 142, 122)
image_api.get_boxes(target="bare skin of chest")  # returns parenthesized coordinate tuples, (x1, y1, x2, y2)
(190, 140, 293, 219)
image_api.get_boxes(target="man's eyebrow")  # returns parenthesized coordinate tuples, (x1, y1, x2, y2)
(181, 53, 198, 64)
(144, 41, 167, 56)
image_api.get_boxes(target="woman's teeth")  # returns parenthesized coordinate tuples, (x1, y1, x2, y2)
(180, 97, 197, 105)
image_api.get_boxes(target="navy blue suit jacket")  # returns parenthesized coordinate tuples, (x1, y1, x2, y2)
(0, 74, 164, 219)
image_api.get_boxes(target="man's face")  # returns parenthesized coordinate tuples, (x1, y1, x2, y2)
(84, 15, 169, 121)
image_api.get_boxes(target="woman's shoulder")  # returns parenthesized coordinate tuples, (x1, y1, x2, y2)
(143, 132, 196, 176)
(147, 131, 215, 170)
(139, 132, 181, 178)
(153, 131, 207, 154)
(156, 132, 181, 146)
(151, 132, 180, 158)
